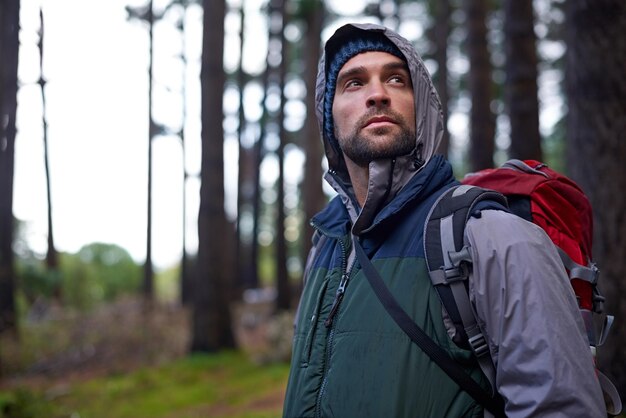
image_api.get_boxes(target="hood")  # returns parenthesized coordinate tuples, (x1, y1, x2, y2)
(315, 23, 444, 234)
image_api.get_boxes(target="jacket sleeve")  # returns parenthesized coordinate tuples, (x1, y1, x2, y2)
(465, 210, 606, 417)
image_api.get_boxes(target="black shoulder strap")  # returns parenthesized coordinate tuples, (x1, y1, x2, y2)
(354, 236, 505, 417)
(424, 185, 508, 394)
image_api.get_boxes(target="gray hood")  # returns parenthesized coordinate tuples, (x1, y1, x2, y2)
(316, 23, 444, 233)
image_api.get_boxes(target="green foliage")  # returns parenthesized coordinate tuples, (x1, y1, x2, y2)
(16, 261, 60, 301)
(61, 243, 142, 310)
(15, 242, 142, 312)
(155, 263, 181, 303)
(0, 389, 51, 418)
(0, 352, 290, 418)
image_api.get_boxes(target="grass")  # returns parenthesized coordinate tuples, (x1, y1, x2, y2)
(0, 351, 290, 418)
(0, 296, 293, 418)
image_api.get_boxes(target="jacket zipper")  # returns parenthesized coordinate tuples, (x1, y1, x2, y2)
(315, 237, 353, 418)
(324, 273, 349, 327)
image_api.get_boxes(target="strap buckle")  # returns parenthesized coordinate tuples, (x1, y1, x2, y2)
(443, 263, 470, 283)
(443, 246, 473, 283)
(468, 332, 490, 358)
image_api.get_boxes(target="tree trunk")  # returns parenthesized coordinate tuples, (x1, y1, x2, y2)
(465, 0, 495, 171)
(143, 0, 155, 301)
(432, 0, 451, 157)
(503, 0, 542, 161)
(274, 0, 290, 311)
(0, 0, 19, 339)
(179, 6, 192, 307)
(191, 0, 235, 352)
(300, 0, 326, 269)
(565, 0, 626, 398)
(38, 9, 60, 302)
(235, 3, 259, 293)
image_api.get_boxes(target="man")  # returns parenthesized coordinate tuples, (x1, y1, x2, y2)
(283, 23, 605, 417)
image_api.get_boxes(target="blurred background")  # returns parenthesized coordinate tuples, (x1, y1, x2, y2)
(1, 0, 624, 416)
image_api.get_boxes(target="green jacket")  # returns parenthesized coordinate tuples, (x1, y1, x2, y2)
(282, 157, 489, 418)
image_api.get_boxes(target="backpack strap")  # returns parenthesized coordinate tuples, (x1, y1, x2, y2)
(354, 235, 506, 417)
(424, 184, 508, 395)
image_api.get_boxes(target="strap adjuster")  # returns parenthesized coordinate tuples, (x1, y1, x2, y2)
(443, 264, 470, 283)
(468, 332, 490, 358)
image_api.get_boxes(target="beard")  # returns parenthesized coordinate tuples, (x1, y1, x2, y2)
(335, 110, 415, 167)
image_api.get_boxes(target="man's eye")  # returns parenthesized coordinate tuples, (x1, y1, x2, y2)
(346, 80, 362, 88)
(389, 75, 405, 84)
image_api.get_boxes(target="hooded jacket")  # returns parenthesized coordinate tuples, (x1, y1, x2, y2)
(283, 23, 605, 418)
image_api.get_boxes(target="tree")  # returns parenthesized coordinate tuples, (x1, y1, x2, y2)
(176, 1, 193, 306)
(38, 9, 60, 300)
(234, 2, 260, 293)
(144, 0, 155, 301)
(565, 0, 626, 398)
(274, 0, 290, 311)
(191, 0, 235, 352)
(300, 0, 326, 262)
(430, 0, 452, 157)
(0, 0, 20, 339)
(465, 0, 496, 171)
(503, 0, 541, 160)
(126, 0, 157, 301)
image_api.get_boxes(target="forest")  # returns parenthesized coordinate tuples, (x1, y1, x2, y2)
(1, 0, 625, 416)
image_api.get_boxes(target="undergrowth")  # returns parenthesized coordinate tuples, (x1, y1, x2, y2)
(0, 351, 290, 418)
(0, 296, 293, 418)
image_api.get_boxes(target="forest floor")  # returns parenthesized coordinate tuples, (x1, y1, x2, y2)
(0, 295, 294, 417)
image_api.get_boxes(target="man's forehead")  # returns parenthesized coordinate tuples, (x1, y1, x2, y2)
(338, 51, 409, 75)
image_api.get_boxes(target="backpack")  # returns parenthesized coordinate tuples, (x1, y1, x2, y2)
(424, 159, 621, 415)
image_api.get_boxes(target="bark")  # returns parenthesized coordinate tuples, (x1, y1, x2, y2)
(0, 0, 20, 338)
(465, 0, 495, 171)
(235, 3, 259, 293)
(191, 0, 235, 351)
(38, 9, 59, 275)
(565, 0, 626, 398)
(432, 0, 451, 157)
(274, 0, 290, 311)
(300, 0, 326, 269)
(504, 0, 542, 160)
(143, 0, 155, 300)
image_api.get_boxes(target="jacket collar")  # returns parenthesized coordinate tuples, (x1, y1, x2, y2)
(313, 155, 455, 237)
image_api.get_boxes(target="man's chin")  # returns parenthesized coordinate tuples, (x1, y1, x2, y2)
(362, 125, 396, 137)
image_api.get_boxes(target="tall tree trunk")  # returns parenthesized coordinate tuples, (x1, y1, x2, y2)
(251, 56, 272, 299)
(143, 0, 155, 300)
(274, 0, 290, 311)
(0, 0, 19, 340)
(235, 3, 258, 292)
(38, 9, 60, 301)
(432, 0, 451, 157)
(178, 6, 192, 306)
(565, 0, 626, 398)
(300, 0, 325, 269)
(503, 0, 541, 161)
(465, 0, 495, 171)
(191, 0, 235, 351)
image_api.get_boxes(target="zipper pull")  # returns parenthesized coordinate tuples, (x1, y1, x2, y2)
(324, 274, 349, 328)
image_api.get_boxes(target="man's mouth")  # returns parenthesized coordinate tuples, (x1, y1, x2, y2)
(363, 115, 396, 129)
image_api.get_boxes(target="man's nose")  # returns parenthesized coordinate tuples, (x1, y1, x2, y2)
(366, 82, 390, 108)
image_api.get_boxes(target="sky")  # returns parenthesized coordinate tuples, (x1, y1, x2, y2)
(15, 0, 200, 269)
(13, 0, 360, 270)
(13, 0, 563, 270)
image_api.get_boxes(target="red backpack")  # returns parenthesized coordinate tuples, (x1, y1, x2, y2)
(462, 159, 599, 314)
(424, 159, 621, 415)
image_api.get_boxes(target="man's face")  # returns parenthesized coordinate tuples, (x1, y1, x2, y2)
(332, 51, 416, 167)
